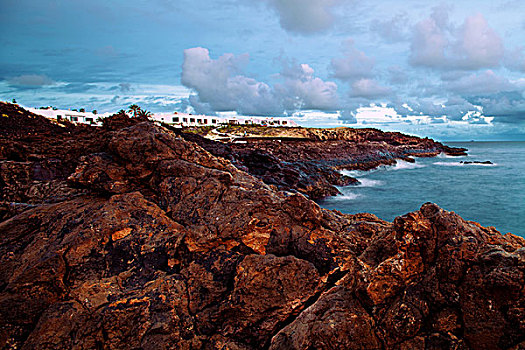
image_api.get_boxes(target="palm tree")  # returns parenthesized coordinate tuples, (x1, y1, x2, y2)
(128, 104, 141, 117)
(138, 109, 152, 118)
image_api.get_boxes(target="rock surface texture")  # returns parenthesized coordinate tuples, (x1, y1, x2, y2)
(0, 102, 524, 349)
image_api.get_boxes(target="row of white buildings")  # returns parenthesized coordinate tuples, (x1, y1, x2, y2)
(27, 107, 298, 128)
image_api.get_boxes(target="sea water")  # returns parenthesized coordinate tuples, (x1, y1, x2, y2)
(317, 142, 525, 236)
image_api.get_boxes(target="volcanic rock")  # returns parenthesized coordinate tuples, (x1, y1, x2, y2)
(460, 160, 493, 165)
(0, 103, 523, 349)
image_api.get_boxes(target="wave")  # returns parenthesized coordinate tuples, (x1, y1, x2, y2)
(433, 161, 497, 167)
(333, 192, 361, 201)
(341, 160, 425, 176)
(356, 178, 384, 187)
(340, 169, 364, 177)
(437, 152, 466, 158)
(390, 160, 426, 170)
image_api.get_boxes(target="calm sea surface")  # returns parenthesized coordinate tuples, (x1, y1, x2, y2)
(317, 141, 525, 236)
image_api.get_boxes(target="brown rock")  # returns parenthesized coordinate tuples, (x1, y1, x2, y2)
(269, 286, 381, 350)
(0, 103, 523, 349)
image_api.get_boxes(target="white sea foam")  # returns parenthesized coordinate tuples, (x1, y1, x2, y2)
(356, 178, 384, 187)
(341, 160, 424, 176)
(340, 169, 363, 177)
(334, 192, 361, 200)
(390, 160, 426, 170)
(433, 161, 463, 166)
(437, 152, 466, 158)
(433, 161, 497, 167)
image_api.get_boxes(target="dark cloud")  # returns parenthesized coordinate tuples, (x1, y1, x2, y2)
(339, 109, 357, 123)
(391, 97, 478, 121)
(8, 74, 54, 88)
(60, 83, 97, 93)
(119, 83, 132, 92)
(390, 88, 525, 127)
(107, 83, 133, 92)
(446, 70, 516, 95)
(96, 45, 120, 58)
(468, 92, 525, 123)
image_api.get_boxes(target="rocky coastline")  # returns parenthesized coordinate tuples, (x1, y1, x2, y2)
(1, 102, 524, 349)
(176, 125, 467, 199)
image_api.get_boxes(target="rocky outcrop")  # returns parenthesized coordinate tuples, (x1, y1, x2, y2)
(1, 103, 524, 349)
(461, 160, 493, 165)
(177, 126, 466, 199)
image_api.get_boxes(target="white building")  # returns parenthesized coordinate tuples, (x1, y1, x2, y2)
(27, 107, 110, 126)
(149, 112, 297, 127)
(28, 107, 298, 128)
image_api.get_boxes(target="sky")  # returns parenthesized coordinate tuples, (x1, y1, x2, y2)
(1, 0, 524, 140)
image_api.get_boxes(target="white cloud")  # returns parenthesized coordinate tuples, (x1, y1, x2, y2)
(410, 8, 504, 70)
(291, 110, 343, 127)
(181, 47, 339, 115)
(409, 6, 451, 67)
(181, 47, 279, 115)
(277, 62, 339, 110)
(453, 13, 504, 69)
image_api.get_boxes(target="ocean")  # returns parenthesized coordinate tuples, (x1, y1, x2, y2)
(317, 141, 525, 237)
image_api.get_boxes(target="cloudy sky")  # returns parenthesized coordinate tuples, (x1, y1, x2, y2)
(1, 0, 524, 140)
